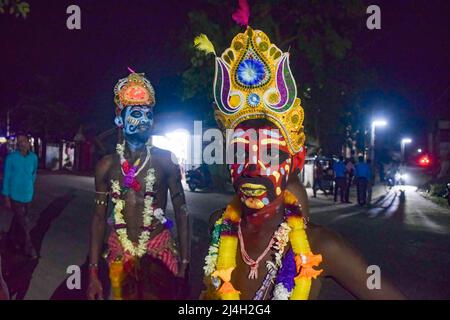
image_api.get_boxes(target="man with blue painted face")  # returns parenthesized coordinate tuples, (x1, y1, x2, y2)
(87, 72, 190, 300)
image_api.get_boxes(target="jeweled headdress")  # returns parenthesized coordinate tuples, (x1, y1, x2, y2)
(113, 70, 156, 115)
(194, 1, 305, 155)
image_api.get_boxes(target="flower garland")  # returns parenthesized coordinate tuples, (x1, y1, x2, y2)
(110, 142, 172, 258)
(111, 170, 155, 257)
(202, 190, 323, 300)
(116, 141, 151, 192)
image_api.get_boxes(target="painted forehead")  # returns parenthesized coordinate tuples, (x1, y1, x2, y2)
(230, 126, 287, 146)
(125, 105, 152, 111)
(232, 125, 284, 137)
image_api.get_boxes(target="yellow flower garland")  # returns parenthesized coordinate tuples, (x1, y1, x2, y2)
(207, 190, 322, 300)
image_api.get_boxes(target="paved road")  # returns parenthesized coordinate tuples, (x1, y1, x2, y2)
(0, 173, 449, 299)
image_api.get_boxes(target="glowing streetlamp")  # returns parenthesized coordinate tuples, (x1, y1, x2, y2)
(401, 138, 412, 164)
(372, 120, 388, 127)
(367, 119, 387, 205)
(370, 119, 387, 165)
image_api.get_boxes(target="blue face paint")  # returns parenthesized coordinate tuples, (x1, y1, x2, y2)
(116, 105, 153, 151)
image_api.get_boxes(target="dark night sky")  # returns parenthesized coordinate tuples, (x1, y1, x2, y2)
(1, 0, 449, 149)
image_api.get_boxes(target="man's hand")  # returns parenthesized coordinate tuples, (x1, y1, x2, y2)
(175, 262, 190, 299)
(176, 262, 189, 280)
(87, 275, 104, 300)
(4, 197, 11, 210)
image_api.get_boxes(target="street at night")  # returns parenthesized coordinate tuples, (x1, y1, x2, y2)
(1, 171, 449, 299)
(1, 0, 450, 307)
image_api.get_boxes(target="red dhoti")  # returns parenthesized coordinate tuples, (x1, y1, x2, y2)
(107, 229, 181, 300)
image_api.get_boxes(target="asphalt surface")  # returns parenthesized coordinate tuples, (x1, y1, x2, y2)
(0, 171, 449, 300)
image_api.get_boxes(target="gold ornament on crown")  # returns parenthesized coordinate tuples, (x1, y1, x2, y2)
(195, 27, 305, 155)
(113, 72, 156, 115)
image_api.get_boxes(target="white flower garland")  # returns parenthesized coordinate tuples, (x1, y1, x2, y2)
(110, 141, 163, 258)
(203, 218, 222, 277)
(203, 218, 293, 298)
(271, 222, 292, 300)
(204, 245, 219, 276)
(272, 222, 291, 267)
(272, 283, 291, 300)
(116, 141, 152, 177)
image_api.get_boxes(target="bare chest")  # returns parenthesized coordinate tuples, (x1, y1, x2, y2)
(108, 156, 168, 240)
(231, 234, 322, 300)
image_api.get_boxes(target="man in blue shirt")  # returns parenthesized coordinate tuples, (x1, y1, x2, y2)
(333, 156, 347, 203)
(2, 135, 38, 259)
(355, 156, 372, 206)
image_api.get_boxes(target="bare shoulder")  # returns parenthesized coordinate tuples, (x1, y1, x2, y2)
(95, 154, 116, 185)
(151, 147, 173, 161)
(151, 147, 178, 171)
(95, 154, 115, 173)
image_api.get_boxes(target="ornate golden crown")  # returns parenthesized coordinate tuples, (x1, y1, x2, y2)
(113, 72, 155, 115)
(211, 27, 305, 155)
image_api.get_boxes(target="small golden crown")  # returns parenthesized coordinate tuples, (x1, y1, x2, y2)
(114, 72, 155, 115)
(212, 27, 305, 155)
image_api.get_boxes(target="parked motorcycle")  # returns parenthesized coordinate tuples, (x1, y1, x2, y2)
(185, 165, 212, 192)
(394, 169, 407, 186)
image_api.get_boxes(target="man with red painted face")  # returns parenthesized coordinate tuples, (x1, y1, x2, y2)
(196, 13, 404, 299)
(204, 120, 405, 300)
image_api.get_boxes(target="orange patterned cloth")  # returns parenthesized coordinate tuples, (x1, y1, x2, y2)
(107, 229, 179, 275)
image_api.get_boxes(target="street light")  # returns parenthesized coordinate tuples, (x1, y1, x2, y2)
(372, 120, 388, 127)
(368, 119, 387, 205)
(401, 138, 412, 164)
(370, 119, 387, 165)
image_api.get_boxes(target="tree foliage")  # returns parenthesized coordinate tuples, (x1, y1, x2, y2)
(11, 76, 79, 141)
(0, 0, 30, 18)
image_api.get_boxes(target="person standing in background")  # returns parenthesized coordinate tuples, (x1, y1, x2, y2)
(2, 135, 38, 259)
(345, 157, 355, 203)
(312, 160, 327, 197)
(333, 156, 347, 203)
(355, 156, 371, 206)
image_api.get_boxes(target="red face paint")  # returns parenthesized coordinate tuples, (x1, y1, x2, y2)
(228, 125, 294, 210)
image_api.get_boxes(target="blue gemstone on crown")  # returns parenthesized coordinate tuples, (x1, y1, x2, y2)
(237, 59, 266, 86)
(247, 93, 260, 107)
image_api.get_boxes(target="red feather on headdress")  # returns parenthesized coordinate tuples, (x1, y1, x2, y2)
(232, 0, 250, 27)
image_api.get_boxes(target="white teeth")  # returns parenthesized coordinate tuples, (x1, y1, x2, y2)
(127, 118, 140, 126)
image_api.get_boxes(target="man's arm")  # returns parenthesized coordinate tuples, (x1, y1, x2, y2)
(87, 155, 112, 300)
(166, 153, 191, 278)
(32, 153, 38, 183)
(311, 226, 405, 299)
